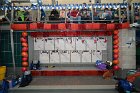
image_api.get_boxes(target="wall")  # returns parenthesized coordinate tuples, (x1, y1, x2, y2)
(119, 29, 136, 69)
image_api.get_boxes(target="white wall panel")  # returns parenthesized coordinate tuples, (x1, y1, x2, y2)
(85, 37, 96, 50)
(65, 37, 76, 50)
(81, 50, 92, 62)
(39, 51, 50, 63)
(60, 50, 70, 63)
(76, 37, 86, 50)
(97, 37, 107, 50)
(44, 37, 54, 50)
(34, 37, 44, 50)
(92, 50, 102, 62)
(55, 37, 66, 50)
(50, 51, 60, 63)
(71, 50, 81, 63)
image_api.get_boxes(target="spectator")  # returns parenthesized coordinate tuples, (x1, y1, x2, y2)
(120, 8, 127, 23)
(80, 8, 91, 23)
(16, 10, 25, 21)
(135, 14, 140, 24)
(92, 8, 100, 21)
(80, 3, 91, 23)
(24, 10, 31, 21)
(59, 9, 66, 23)
(101, 8, 112, 23)
(49, 9, 59, 21)
(113, 9, 119, 23)
(40, 9, 46, 21)
(70, 8, 81, 23)
(66, 9, 71, 22)
(31, 4, 38, 22)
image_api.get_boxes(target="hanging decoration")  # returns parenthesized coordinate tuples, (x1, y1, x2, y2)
(113, 60, 119, 65)
(22, 32, 28, 37)
(21, 31, 28, 72)
(113, 30, 120, 70)
(11, 23, 130, 31)
(22, 57, 28, 62)
(22, 47, 28, 52)
(1, 3, 136, 10)
(22, 62, 28, 67)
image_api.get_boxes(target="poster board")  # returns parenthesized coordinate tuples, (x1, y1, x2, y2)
(60, 50, 70, 63)
(39, 51, 50, 63)
(71, 50, 81, 63)
(50, 50, 60, 63)
(76, 37, 86, 50)
(92, 50, 102, 63)
(96, 37, 107, 50)
(44, 37, 54, 50)
(34, 37, 44, 50)
(81, 50, 92, 62)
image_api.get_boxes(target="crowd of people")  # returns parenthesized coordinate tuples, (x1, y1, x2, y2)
(4, 3, 139, 23)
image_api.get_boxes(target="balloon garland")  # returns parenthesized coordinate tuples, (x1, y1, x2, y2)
(113, 30, 120, 70)
(21, 31, 28, 72)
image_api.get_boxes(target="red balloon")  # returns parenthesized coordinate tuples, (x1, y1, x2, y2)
(113, 49, 119, 54)
(22, 47, 28, 52)
(22, 57, 28, 61)
(114, 30, 119, 35)
(113, 35, 119, 40)
(113, 45, 119, 49)
(113, 65, 120, 70)
(113, 40, 119, 45)
(21, 67, 27, 72)
(22, 62, 28, 67)
(21, 52, 28, 57)
(114, 54, 119, 59)
(22, 43, 28, 47)
(20, 37, 27, 43)
(113, 60, 119, 65)
(22, 31, 28, 37)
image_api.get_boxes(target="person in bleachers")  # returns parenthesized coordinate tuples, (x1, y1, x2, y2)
(59, 9, 66, 23)
(31, 4, 38, 22)
(16, 10, 25, 21)
(49, 9, 59, 22)
(70, 8, 81, 23)
(120, 8, 127, 23)
(40, 9, 46, 21)
(66, 9, 71, 22)
(101, 8, 112, 23)
(80, 3, 91, 23)
(80, 8, 91, 23)
(113, 9, 119, 23)
(92, 8, 100, 22)
(24, 10, 31, 21)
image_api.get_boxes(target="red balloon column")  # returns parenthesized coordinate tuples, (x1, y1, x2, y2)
(21, 31, 28, 72)
(113, 30, 120, 70)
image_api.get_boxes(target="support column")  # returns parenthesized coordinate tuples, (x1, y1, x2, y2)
(10, 29, 16, 75)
